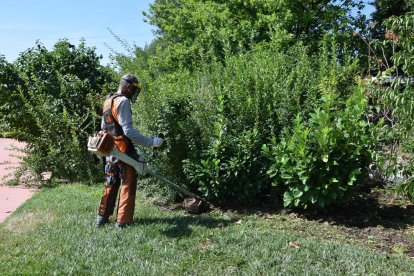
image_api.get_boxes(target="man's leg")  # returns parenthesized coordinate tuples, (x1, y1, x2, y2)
(116, 163, 137, 226)
(97, 162, 121, 225)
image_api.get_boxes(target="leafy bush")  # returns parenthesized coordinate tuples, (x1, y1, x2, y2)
(263, 86, 384, 208)
(183, 95, 266, 203)
(0, 56, 24, 135)
(133, 41, 361, 204)
(0, 40, 116, 182)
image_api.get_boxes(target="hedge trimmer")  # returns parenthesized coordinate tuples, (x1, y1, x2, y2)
(87, 132, 210, 214)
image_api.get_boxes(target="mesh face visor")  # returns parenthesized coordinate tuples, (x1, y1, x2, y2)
(122, 77, 142, 103)
(131, 91, 139, 103)
(132, 81, 142, 90)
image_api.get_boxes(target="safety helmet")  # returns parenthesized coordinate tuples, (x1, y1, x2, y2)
(121, 74, 143, 103)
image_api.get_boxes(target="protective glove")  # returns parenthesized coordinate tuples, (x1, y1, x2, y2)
(152, 137, 164, 147)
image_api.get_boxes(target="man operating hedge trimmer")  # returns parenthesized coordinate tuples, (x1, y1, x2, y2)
(96, 74, 164, 229)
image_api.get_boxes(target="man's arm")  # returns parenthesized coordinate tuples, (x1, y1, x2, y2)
(115, 97, 154, 148)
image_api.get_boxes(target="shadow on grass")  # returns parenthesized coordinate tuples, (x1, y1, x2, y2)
(133, 215, 235, 239)
(210, 191, 414, 231)
(293, 192, 414, 257)
(296, 194, 414, 230)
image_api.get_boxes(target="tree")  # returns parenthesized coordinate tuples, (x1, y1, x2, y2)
(144, 0, 365, 72)
(0, 40, 117, 182)
(370, 0, 413, 38)
(0, 56, 24, 135)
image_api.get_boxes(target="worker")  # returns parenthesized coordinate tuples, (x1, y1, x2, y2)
(96, 73, 164, 228)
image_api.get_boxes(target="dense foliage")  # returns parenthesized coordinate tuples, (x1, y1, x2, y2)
(144, 0, 365, 72)
(367, 13, 414, 200)
(0, 56, 24, 136)
(107, 1, 414, 207)
(370, 0, 413, 39)
(2, 1, 414, 207)
(129, 39, 383, 207)
(0, 40, 116, 182)
(264, 88, 383, 208)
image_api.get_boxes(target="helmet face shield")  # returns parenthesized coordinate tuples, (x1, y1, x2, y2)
(121, 76, 142, 103)
(130, 83, 141, 103)
(132, 82, 142, 90)
(131, 90, 139, 103)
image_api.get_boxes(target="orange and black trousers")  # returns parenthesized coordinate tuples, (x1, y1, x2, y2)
(97, 138, 137, 224)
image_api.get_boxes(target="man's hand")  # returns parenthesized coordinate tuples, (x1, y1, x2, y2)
(152, 137, 164, 147)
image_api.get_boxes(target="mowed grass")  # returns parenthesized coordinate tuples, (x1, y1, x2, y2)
(1, 184, 413, 275)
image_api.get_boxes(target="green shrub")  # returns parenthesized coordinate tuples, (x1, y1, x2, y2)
(0, 56, 24, 134)
(0, 40, 116, 182)
(133, 41, 360, 204)
(19, 85, 103, 182)
(263, 86, 384, 208)
(183, 95, 266, 203)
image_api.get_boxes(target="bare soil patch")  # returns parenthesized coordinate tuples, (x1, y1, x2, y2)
(290, 189, 414, 256)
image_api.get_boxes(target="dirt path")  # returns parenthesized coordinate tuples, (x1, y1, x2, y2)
(0, 138, 36, 223)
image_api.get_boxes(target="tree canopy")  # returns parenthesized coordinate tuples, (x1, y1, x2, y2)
(144, 0, 365, 72)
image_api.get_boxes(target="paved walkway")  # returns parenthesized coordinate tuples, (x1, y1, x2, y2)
(0, 138, 36, 223)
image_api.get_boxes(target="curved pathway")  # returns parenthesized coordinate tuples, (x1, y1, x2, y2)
(0, 138, 36, 223)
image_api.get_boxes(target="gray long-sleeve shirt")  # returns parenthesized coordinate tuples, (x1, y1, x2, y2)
(101, 93, 154, 161)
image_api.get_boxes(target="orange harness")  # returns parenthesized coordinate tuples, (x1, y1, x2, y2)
(102, 95, 132, 154)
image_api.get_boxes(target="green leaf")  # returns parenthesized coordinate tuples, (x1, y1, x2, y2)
(283, 192, 294, 207)
(293, 189, 304, 198)
(318, 198, 325, 208)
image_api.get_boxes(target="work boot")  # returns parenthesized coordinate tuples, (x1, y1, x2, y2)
(115, 222, 128, 229)
(96, 215, 109, 227)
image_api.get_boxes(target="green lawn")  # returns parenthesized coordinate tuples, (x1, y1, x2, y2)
(1, 183, 413, 275)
